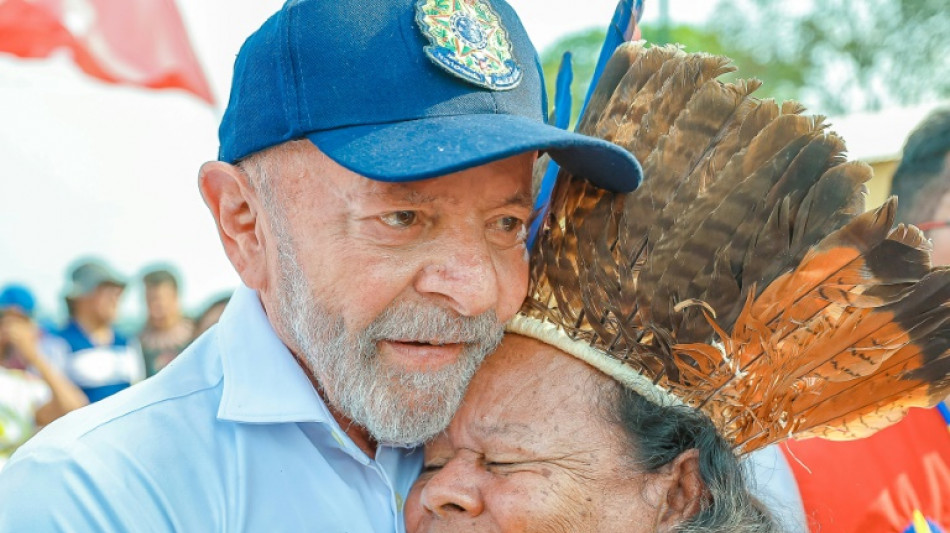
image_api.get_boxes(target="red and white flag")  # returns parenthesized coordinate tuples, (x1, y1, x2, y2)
(0, 0, 213, 104)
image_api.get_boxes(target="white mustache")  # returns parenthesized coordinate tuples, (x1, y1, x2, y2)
(361, 303, 502, 353)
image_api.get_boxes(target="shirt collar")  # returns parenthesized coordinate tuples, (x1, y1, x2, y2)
(215, 285, 334, 425)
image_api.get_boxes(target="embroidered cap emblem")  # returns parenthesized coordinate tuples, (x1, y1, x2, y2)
(416, 0, 523, 90)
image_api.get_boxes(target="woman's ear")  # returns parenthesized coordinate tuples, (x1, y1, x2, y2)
(653, 448, 706, 531)
(198, 161, 268, 291)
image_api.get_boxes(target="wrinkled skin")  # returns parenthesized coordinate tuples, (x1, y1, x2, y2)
(199, 142, 535, 452)
(406, 334, 703, 533)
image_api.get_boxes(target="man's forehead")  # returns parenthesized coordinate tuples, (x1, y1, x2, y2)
(353, 177, 533, 208)
(357, 183, 440, 204)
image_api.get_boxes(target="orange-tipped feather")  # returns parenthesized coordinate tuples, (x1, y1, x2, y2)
(522, 45, 950, 454)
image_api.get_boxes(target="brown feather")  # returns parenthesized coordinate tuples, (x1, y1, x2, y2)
(644, 115, 819, 340)
(624, 54, 735, 161)
(746, 161, 871, 292)
(576, 41, 646, 136)
(598, 46, 686, 153)
(521, 45, 950, 455)
(592, 45, 683, 143)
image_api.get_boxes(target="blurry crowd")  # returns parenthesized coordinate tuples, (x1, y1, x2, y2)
(0, 260, 231, 468)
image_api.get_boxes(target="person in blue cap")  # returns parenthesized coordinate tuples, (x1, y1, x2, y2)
(0, 284, 70, 373)
(0, 284, 88, 470)
(57, 259, 145, 403)
(0, 1, 641, 531)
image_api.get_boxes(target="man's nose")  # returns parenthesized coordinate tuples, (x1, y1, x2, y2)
(420, 460, 485, 518)
(414, 229, 499, 317)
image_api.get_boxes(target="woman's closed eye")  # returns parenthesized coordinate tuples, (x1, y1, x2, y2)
(421, 459, 449, 476)
(483, 459, 531, 474)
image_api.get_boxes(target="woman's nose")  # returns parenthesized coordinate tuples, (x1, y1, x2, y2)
(419, 459, 485, 519)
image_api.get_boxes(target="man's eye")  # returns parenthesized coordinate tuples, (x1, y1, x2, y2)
(487, 216, 527, 248)
(492, 216, 523, 233)
(380, 211, 417, 228)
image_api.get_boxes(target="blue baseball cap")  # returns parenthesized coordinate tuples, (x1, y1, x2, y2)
(0, 284, 35, 316)
(218, 0, 642, 192)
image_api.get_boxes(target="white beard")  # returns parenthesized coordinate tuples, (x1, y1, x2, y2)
(271, 231, 503, 446)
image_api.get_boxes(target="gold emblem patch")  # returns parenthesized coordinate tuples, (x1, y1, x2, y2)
(416, 0, 523, 90)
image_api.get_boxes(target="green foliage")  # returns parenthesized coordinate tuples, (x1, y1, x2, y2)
(540, 29, 605, 128)
(541, 24, 806, 128)
(639, 24, 806, 106)
(712, 0, 950, 114)
(541, 0, 949, 123)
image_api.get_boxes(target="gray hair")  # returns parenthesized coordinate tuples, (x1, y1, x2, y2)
(606, 385, 782, 532)
(235, 140, 312, 210)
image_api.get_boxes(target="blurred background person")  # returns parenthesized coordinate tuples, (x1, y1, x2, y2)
(0, 284, 69, 372)
(138, 267, 194, 377)
(0, 284, 88, 470)
(58, 259, 144, 403)
(191, 293, 231, 341)
(780, 107, 950, 533)
(890, 107, 950, 264)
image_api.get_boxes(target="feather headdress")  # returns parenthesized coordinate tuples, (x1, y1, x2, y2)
(512, 43, 950, 454)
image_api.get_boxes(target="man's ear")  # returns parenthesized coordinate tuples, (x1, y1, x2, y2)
(198, 161, 268, 291)
(653, 449, 706, 531)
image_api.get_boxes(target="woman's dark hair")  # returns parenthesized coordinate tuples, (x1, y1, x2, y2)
(608, 385, 782, 532)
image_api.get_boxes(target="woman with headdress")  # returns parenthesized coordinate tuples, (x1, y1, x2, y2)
(405, 44, 950, 532)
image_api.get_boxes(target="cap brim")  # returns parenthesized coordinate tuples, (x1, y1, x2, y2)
(307, 114, 642, 193)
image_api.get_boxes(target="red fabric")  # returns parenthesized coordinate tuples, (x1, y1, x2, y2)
(783, 408, 950, 533)
(0, 0, 71, 57)
(0, 0, 212, 103)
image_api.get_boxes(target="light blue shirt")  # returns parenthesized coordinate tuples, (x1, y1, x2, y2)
(0, 285, 423, 532)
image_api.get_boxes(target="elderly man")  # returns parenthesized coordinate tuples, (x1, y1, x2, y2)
(0, 1, 639, 531)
